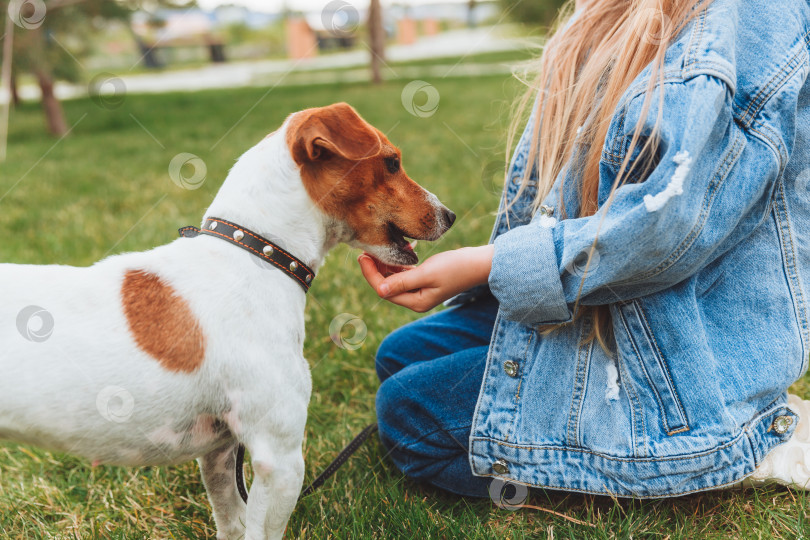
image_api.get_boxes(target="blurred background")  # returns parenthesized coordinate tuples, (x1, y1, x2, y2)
(0, 0, 564, 140)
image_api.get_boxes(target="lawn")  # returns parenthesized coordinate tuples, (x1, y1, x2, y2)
(1, 70, 809, 539)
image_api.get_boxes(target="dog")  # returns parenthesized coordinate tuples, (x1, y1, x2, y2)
(0, 102, 455, 540)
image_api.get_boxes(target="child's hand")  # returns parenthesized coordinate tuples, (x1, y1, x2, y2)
(358, 245, 494, 313)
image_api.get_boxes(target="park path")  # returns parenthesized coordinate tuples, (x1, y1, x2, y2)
(15, 26, 535, 101)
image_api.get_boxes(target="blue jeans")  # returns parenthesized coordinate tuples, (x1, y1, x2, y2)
(375, 294, 499, 497)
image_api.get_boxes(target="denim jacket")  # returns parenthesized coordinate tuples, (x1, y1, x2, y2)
(456, 0, 810, 496)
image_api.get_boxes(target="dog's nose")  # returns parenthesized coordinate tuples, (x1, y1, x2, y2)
(443, 208, 456, 228)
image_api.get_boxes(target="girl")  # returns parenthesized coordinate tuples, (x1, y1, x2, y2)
(358, 0, 810, 497)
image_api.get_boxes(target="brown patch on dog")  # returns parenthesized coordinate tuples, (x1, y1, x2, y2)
(285, 102, 443, 249)
(121, 269, 205, 373)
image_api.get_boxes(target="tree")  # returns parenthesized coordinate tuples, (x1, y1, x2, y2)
(1, 0, 192, 138)
(3, 0, 134, 136)
(368, 0, 384, 85)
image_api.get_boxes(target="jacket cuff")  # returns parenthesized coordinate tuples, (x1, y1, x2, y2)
(488, 223, 572, 325)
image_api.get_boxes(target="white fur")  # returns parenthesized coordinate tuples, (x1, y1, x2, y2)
(0, 116, 447, 540)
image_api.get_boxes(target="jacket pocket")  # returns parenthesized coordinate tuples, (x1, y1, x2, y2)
(617, 301, 690, 435)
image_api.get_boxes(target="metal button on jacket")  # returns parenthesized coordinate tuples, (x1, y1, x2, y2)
(503, 360, 519, 378)
(492, 459, 510, 475)
(772, 415, 793, 434)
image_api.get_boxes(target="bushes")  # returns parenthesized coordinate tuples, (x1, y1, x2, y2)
(497, 0, 568, 25)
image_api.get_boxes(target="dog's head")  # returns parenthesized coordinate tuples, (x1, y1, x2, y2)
(285, 102, 454, 266)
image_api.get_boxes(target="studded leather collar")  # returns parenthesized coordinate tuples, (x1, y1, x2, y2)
(179, 217, 315, 292)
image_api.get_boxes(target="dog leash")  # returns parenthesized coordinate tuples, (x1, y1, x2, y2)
(178, 220, 378, 502)
(235, 423, 379, 503)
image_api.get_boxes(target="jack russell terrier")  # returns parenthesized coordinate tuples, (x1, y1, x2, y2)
(0, 103, 455, 540)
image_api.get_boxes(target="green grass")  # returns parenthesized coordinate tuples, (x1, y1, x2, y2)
(1, 71, 809, 539)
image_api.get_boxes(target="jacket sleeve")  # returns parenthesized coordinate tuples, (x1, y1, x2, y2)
(488, 74, 779, 325)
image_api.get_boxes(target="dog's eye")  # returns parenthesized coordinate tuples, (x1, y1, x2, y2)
(385, 157, 400, 174)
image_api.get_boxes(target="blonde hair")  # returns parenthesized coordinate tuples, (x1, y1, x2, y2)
(507, 0, 710, 350)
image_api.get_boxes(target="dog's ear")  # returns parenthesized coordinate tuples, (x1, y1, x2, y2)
(288, 103, 382, 164)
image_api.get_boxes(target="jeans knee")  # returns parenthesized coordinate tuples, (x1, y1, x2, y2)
(375, 326, 409, 383)
(375, 375, 406, 442)
(376, 375, 487, 497)
(376, 373, 428, 466)
(377, 374, 450, 468)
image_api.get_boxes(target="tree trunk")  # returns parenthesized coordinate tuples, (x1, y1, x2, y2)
(10, 73, 20, 107)
(36, 70, 68, 136)
(368, 0, 385, 85)
(0, 15, 13, 161)
(467, 0, 477, 28)
(126, 24, 163, 69)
